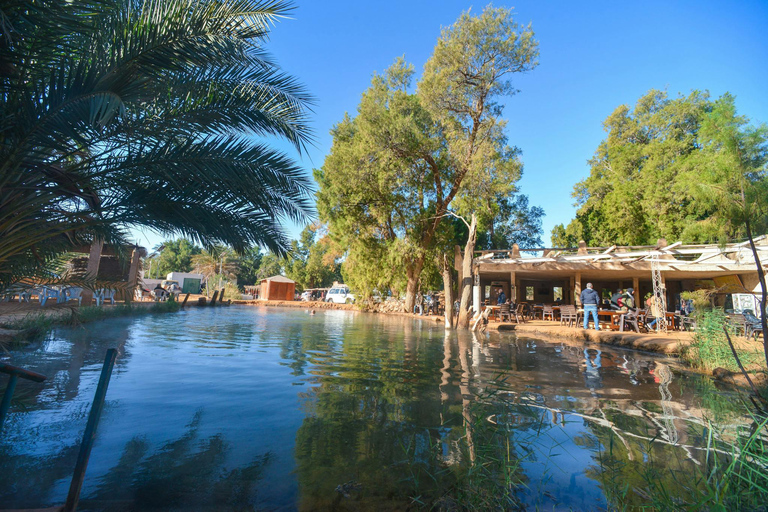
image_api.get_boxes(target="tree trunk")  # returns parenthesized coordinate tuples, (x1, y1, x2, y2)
(404, 258, 425, 314)
(745, 218, 768, 369)
(457, 214, 477, 329)
(442, 253, 454, 329)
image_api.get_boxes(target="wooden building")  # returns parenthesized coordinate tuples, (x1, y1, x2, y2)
(469, 237, 768, 314)
(259, 275, 296, 301)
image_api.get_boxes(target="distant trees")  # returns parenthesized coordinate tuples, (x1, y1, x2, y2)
(152, 240, 202, 277)
(284, 226, 342, 290)
(316, 6, 539, 312)
(551, 90, 768, 247)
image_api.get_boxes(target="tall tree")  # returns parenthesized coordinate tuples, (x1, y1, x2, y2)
(551, 90, 767, 247)
(156, 239, 202, 276)
(0, 0, 313, 292)
(317, 6, 538, 315)
(684, 95, 768, 366)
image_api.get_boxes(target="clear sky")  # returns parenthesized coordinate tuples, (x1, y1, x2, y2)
(131, 0, 768, 250)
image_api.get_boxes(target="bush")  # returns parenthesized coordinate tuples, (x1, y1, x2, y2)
(683, 308, 760, 371)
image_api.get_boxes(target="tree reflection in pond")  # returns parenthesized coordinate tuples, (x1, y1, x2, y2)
(84, 411, 272, 511)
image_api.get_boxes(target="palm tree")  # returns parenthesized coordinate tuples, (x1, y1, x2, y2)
(192, 246, 239, 297)
(0, 0, 313, 292)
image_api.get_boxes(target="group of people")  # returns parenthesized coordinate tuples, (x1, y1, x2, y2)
(580, 284, 692, 331)
(414, 291, 442, 315)
(581, 284, 646, 330)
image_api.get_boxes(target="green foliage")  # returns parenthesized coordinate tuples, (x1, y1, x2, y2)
(154, 239, 202, 277)
(284, 225, 341, 291)
(234, 248, 263, 287)
(0, 0, 313, 293)
(316, 6, 539, 300)
(191, 245, 238, 295)
(478, 193, 545, 249)
(553, 90, 768, 246)
(204, 275, 240, 300)
(683, 309, 759, 371)
(255, 252, 284, 281)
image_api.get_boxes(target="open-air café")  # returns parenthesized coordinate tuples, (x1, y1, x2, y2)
(470, 238, 767, 334)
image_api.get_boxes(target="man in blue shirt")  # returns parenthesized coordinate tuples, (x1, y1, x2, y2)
(580, 282, 600, 330)
(497, 289, 506, 305)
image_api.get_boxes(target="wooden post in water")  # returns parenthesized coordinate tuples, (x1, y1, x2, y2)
(210, 290, 219, 306)
(64, 349, 117, 512)
(0, 363, 46, 432)
(181, 293, 190, 308)
(218, 288, 225, 304)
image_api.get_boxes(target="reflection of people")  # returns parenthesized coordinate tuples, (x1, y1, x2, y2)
(580, 282, 600, 330)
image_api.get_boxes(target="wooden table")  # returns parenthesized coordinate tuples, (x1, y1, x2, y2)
(578, 309, 622, 330)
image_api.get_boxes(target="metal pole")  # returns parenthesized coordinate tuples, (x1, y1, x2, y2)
(0, 374, 18, 432)
(64, 348, 117, 512)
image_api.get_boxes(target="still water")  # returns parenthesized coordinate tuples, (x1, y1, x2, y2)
(0, 306, 752, 511)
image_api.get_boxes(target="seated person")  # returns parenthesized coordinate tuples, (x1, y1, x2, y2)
(497, 290, 507, 305)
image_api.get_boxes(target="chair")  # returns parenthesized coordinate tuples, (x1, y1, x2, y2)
(727, 314, 748, 336)
(62, 287, 83, 306)
(560, 305, 578, 327)
(515, 303, 527, 323)
(743, 312, 764, 340)
(499, 303, 512, 322)
(39, 286, 60, 306)
(542, 305, 554, 321)
(619, 309, 642, 332)
(95, 288, 116, 306)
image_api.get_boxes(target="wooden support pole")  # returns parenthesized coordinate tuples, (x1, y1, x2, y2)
(509, 271, 516, 303)
(125, 248, 141, 304)
(210, 290, 219, 306)
(64, 349, 117, 512)
(218, 288, 225, 304)
(633, 277, 639, 307)
(81, 239, 103, 306)
(574, 273, 582, 305)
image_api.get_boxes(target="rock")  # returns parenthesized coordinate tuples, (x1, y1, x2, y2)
(712, 367, 733, 380)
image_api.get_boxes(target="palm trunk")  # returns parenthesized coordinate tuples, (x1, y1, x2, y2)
(457, 214, 477, 329)
(745, 218, 768, 368)
(442, 253, 454, 329)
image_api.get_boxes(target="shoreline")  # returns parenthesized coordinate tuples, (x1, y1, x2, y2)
(233, 300, 766, 389)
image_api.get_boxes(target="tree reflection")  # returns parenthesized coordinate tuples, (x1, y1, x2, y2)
(85, 410, 272, 511)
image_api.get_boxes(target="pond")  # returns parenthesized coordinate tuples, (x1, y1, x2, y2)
(0, 306, 754, 511)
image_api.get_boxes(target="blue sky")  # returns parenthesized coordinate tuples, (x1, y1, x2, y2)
(131, 0, 768, 250)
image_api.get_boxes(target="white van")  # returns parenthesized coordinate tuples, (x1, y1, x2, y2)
(325, 285, 355, 304)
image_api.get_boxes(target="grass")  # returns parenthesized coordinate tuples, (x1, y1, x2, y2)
(598, 409, 768, 511)
(682, 308, 762, 372)
(1, 300, 181, 344)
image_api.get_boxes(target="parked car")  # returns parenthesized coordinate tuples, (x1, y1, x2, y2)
(325, 285, 355, 304)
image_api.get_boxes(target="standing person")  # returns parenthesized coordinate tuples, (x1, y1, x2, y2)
(580, 283, 601, 330)
(497, 289, 506, 305)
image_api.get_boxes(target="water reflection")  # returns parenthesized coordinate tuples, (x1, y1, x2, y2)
(0, 307, 755, 510)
